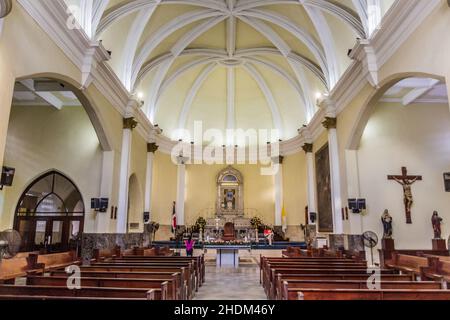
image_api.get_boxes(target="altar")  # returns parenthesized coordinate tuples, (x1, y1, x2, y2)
(203, 167, 253, 241)
(204, 244, 252, 268)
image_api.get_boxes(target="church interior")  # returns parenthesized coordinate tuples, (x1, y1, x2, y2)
(0, 0, 450, 302)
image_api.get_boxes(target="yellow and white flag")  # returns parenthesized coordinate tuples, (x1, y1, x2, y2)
(281, 206, 287, 233)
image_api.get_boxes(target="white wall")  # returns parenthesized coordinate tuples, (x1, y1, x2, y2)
(357, 101, 450, 249)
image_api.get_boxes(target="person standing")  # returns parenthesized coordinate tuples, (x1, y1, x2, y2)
(185, 235, 195, 257)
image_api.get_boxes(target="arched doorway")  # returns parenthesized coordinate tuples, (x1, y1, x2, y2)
(127, 174, 144, 233)
(13, 171, 85, 253)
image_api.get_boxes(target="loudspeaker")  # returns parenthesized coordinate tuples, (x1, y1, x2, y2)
(1, 166, 15, 187)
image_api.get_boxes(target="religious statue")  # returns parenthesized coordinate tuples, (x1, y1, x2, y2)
(388, 167, 422, 224)
(431, 211, 443, 239)
(381, 209, 393, 239)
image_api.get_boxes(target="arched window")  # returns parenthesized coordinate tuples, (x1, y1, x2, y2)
(14, 171, 84, 253)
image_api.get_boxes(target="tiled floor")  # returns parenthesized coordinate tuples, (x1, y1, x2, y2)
(194, 258, 267, 300)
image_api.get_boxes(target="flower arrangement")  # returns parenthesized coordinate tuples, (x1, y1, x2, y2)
(204, 239, 251, 246)
(250, 216, 263, 229)
(195, 217, 207, 231)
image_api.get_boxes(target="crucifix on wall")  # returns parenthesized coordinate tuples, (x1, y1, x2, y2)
(387, 167, 422, 224)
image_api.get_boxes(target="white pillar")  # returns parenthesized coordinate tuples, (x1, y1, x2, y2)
(116, 117, 137, 233)
(273, 156, 284, 226)
(345, 149, 364, 234)
(144, 143, 158, 218)
(95, 150, 115, 233)
(323, 116, 344, 234)
(302, 143, 317, 224)
(176, 156, 188, 226)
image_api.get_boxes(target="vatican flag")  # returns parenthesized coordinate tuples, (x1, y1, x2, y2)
(281, 206, 287, 233)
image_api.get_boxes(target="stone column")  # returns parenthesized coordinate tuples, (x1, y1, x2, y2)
(176, 156, 189, 227)
(302, 143, 317, 224)
(273, 156, 284, 227)
(116, 117, 137, 233)
(144, 143, 158, 220)
(322, 115, 344, 234)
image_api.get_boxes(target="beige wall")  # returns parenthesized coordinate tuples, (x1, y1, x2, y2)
(356, 102, 450, 249)
(149, 151, 307, 240)
(1, 105, 103, 232)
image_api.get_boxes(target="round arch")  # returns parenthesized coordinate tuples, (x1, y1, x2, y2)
(346, 72, 447, 150)
(14, 73, 113, 151)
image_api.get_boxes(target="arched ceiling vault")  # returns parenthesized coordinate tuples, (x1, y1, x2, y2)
(68, 0, 385, 141)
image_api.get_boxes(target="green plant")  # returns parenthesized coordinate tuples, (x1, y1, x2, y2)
(195, 217, 207, 231)
(250, 216, 263, 229)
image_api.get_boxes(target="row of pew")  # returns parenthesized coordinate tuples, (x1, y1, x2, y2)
(0, 247, 205, 300)
(261, 252, 450, 300)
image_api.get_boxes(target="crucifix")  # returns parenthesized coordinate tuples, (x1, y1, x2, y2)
(387, 167, 422, 224)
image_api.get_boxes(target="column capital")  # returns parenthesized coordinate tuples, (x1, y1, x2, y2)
(176, 155, 190, 165)
(302, 143, 313, 153)
(0, 0, 12, 19)
(123, 117, 138, 130)
(147, 143, 159, 153)
(272, 156, 284, 165)
(322, 117, 337, 130)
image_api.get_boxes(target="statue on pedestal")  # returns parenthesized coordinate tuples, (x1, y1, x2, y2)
(432, 211, 443, 239)
(381, 209, 393, 239)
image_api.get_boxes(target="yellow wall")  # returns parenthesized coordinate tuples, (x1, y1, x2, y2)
(357, 102, 450, 249)
(1, 105, 103, 231)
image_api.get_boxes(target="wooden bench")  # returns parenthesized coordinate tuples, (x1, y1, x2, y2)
(385, 253, 432, 279)
(26, 275, 173, 300)
(0, 284, 155, 300)
(422, 260, 450, 285)
(273, 273, 415, 300)
(37, 251, 80, 271)
(294, 288, 450, 300)
(49, 270, 183, 299)
(0, 255, 41, 284)
(79, 265, 193, 299)
(281, 280, 444, 300)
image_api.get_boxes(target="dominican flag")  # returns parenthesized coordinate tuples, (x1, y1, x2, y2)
(172, 201, 177, 234)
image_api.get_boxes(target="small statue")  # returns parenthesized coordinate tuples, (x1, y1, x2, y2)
(431, 211, 443, 239)
(381, 209, 393, 239)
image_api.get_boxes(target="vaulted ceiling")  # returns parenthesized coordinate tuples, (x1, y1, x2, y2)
(65, 0, 395, 142)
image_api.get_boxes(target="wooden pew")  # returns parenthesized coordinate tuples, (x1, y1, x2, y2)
(78, 265, 193, 299)
(422, 259, 450, 285)
(90, 260, 198, 293)
(281, 280, 444, 300)
(294, 288, 450, 300)
(26, 275, 173, 300)
(37, 251, 80, 271)
(0, 284, 154, 300)
(385, 253, 432, 279)
(49, 270, 183, 300)
(273, 273, 415, 300)
(0, 255, 41, 284)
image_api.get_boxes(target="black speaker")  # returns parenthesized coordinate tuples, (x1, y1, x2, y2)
(1, 166, 15, 187)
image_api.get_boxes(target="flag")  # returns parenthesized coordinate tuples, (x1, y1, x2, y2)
(172, 201, 177, 234)
(281, 206, 287, 233)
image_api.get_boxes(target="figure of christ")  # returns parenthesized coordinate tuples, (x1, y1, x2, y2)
(388, 167, 422, 224)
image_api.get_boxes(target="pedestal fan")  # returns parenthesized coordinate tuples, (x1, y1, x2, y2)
(362, 231, 378, 266)
(0, 229, 22, 261)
